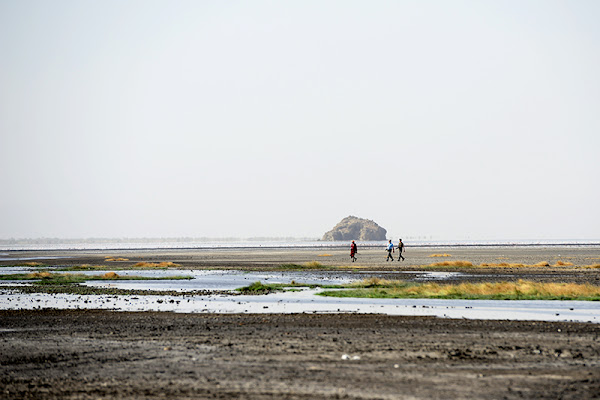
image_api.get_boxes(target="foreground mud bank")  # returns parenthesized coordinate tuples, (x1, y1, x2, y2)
(1, 310, 599, 399)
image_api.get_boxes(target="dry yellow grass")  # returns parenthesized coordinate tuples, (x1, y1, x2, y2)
(584, 264, 600, 269)
(533, 261, 550, 267)
(105, 257, 129, 262)
(480, 261, 551, 268)
(133, 262, 180, 268)
(428, 254, 452, 258)
(429, 260, 474, 267)
(350, 277, 396, 287)
(341, 265, 364, 269)
(304, 261, 323, 268)
(317, 254, 333, 257)
(481, 263, 515, 267)
(76, 264, 108, 269)
(395, 280, 600, 298)
(101, 272, 119, 279)
(553, 261, 574, 266)
(26, 271, 52, 279)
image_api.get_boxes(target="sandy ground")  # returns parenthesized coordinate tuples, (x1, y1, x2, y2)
(5, 245, 600, 284)
(2, 245, 600, 399)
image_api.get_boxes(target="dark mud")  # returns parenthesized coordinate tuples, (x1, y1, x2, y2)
(1, 310, 600, 399)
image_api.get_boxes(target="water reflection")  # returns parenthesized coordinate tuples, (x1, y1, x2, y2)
(82, 270, 356, 291)
(2, 267, 599, 323)
(1, 289, 598, 323)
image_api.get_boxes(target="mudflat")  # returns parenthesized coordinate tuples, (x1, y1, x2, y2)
(1, 310, 599, 399)
(2, 245, 600, 399)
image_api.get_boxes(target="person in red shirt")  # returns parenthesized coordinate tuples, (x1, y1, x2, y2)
(350, 240, 358, 262)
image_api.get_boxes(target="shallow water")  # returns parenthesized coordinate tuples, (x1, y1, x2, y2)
(0, 267, 459, 291)
(0, 256, 70, 261)
(1, 289, 598, 323)
(1, 268, 599, 323)
(82, 270, 356, 291)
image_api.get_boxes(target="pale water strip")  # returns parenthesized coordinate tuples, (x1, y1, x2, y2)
(1, 289, 598, 324)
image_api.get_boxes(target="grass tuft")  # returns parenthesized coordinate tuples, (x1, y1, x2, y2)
(236, 281, 274, 294)
(304, 261, 323, 268)
(21, 262, 45, 267)
(429, 260, 474, 267)
(320, 279, 600, 300)
(62, 265, 108, 271)
(280, 261, 325, 270)
(553, 261, 574, 266)
(349, 278, 403, 288)
(428, 254, 452, 258)
(133, 262, 181, 268)
(480, 261, 552, 268)
(26, 271, 53, 279)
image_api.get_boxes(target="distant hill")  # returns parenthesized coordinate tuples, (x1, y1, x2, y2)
(322, 216, 387, 241)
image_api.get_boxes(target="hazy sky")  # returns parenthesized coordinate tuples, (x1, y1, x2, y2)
(1, 1, 599, 240)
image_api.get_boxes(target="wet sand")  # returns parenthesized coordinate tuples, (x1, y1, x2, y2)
(1, 245, 600, 399)
(4, 244, 600, 284)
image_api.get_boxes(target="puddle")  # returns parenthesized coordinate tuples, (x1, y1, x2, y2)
(0, 289, 598, 323)
(0, 282, 33, 286)
(357, 270, 463, 280)
(0, 266, 36, 274)
(0, 256, 70, 262)
(82, 270, 355, 292)
(1, 268, 599, 323)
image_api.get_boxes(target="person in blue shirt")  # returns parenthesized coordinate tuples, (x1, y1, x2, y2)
(386, 240, 395, 261)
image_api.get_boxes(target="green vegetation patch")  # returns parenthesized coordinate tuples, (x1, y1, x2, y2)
(1, 285, 230, 296)
(236, 280, 322, 294)
(0, 271, 193, 285)
(318, 279, 600, 301)
(279, 261, 329, 270)
(57, 262, 182, 271)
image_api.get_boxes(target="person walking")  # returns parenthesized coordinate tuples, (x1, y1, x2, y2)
(397, 238, 405, 261)
(386, 239, 395, 261)
(350, 240, 358, 262)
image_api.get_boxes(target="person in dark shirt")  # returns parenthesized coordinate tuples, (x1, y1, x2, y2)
(397, 239, 405, 261)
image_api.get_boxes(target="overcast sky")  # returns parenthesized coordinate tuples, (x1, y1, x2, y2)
(1, 1, 599, 240)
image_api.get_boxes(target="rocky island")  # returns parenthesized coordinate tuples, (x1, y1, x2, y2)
(322, 215, 387, 241)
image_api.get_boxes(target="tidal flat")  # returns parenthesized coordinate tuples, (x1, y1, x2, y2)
(1, 246, 600, 399)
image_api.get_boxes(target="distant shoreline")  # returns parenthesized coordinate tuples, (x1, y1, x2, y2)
(1, 241, 599, 252)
